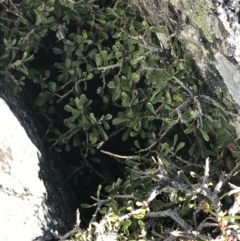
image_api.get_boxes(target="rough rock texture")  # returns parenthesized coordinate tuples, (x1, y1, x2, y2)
(131, 0, 240, 108)
(0, 92, 78, 241)
(130, 0, 240, 137)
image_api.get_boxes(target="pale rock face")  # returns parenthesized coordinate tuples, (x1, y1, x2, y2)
(0, 97, 47, 241)
(215, 52, 240, 108)
(0, 97, 77, 241)
(216, 1, 240, 64)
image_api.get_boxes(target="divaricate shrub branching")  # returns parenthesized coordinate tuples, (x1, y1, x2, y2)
(1, 0, 240, 240)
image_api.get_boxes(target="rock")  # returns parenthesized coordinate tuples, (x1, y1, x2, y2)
(0, 92, 78, 241)
(131, 0, 240, 107)
(130, 0, 240, 137)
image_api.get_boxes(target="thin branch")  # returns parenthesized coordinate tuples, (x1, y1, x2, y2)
(98, 63, 122, 72)
(138, 35, 163, 53)
(169, 98, 192, 118)
(142, 66, 164, 71)
(137, 125, 173, 153)
(203, 157, 210, 185)
(199, 95, 239, 117)
(56, 88, 74, 103)
(96, 127, 126, 149)
(77, 135, 107, 182)
(100, 149, 149, 162)
(146, 208, 193, 231)
(223, 160, 240, 186)
(173, 76, 195, 97)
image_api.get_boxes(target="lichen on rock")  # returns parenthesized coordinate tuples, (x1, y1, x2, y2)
(185, 0, 213, 42)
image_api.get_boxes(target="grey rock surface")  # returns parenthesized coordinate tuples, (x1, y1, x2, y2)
(131, 0, 240, 107)
(0, 93, 77, 241)
(130, 0, 240, 135)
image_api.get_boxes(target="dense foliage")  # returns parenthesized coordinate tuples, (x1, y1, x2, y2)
(1, 0, 240, 240)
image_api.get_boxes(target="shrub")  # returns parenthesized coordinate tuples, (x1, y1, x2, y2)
(1, 0, 240, 240)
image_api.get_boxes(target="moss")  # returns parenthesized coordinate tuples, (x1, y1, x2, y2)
(185, 0, 213, 43)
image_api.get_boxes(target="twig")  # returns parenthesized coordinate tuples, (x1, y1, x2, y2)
(96, 127, 126, 149)
(194, 96, 203, 126)
(100, 149, 149, 162)
(223, 161, 240, 186)
(228, 183, 240, 220)
(66, 166, 84, 182)
(98, 63, 122, 72)
(90, 197, 109, 223)
(203, 157, 209, 185)
(173, 76, 195, 97)
(199, 95, 239, 117)
(54, 224, 82, 240)
(139, 35, 163, 53)
(137, 125, 173, 153)
(169, 99, 192, 117)
(76, 135, 107, 182)
(56, 88, 74, 103)
(142, 66, 164, 71)
(146, 208, 193, 231)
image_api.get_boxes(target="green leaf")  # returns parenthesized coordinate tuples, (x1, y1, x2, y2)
(184, 124, 195, 134)
(112, 117, 129, 125)
(151, 92, 163, 104)
(199, 129, 209, 141)
(18, 66, 28, 75)
(89, 113, 98, 124)
(102, 32, 108, 40)
(188, 142, 197, 156)
(21, 17, 30, 26)
(134, 140, 140, 149)
(133, 209, 146, 219)
(48, 81, 56, 93)
(165, 91, 172, 105)
(65, 144, 70, 151)
(98, 126, 108, 140)
(68, 69, 75, 75)
(150, 26, 167, 33)
(104, 114, 112, 120)
(95, 55, 101, 67)
(173, 95, 183, 102)
(173, 134, 178, 147)
(96, 18, 106, 24)
(175, 142, 185, 153)
(165, 118, 178, 126)
(113, 32, 122, 38)
(101, 50, 108, 63)
(204, 114, 213, 122)
(35, 97, 45, 106)
(96, 184, 102, 199)
(64, 105, 75, 112)
(122, 220, 131, 231)
(146, 102, 157, 115)
(131, 72, 140, 83)
(53, 47, 63, 54)
(64, 120, 76, 130)
(90, 135, 98, 145)
(148, 116, 156, 121)
(103, 121, 110, 130)
(106, 7, 118, 17)
(10, 51, 16, 62)
(86, 73, 94, 80)
(133, 121, 142, 132)
(65, 58, 71, 69)
(122, 128, 131, 141)
(107, 81, 116, 89)
(3, 38, 8, 46)
(45, 70, 50, 78)
(81, 203, 92, 208)
(126, 119, 137, 128)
